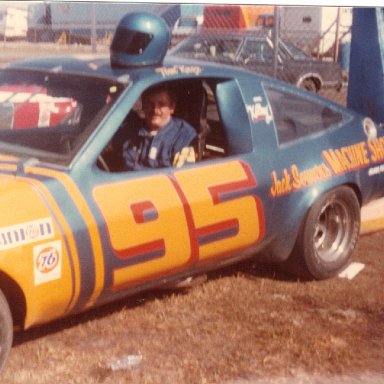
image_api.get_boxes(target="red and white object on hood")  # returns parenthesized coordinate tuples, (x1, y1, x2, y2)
(0, 85, 78, 130)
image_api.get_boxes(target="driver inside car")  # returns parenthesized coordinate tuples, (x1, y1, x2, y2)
(121, 84, 197, 171)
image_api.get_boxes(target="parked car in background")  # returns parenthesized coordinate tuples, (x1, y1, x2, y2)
(169, 29, 343, 92)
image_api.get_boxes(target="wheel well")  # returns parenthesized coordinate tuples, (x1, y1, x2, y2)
(0, 272, 26, 329)
(293, 183, 362, 250)
(345, 182, 363, 207)
(312, 77, 321, 91)
(300, 75, 322, 91)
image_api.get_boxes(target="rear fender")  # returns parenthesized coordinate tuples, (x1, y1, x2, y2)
(263, 180, 361, 262)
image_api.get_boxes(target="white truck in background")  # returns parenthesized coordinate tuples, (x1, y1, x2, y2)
(0, 7, 27, 40)
(280, 6, 353, 58)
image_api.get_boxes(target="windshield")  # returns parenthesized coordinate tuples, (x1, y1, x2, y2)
(282, 41, 310, 59)
(0, 68, 125, 164)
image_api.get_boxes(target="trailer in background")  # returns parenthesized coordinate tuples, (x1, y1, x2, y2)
(280, 6, 352, 58)
(202, 4, 274, 29)
(27, 2, 180, 44)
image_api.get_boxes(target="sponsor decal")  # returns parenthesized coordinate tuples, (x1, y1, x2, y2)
(0, 217, 54, 250)
(155, 65, 202, 77)
(322, 138, 384, 173)
(322, 141, 371, 175)
(270, 163, 332, 197)
(270, 137, 384, 197)
(367, 137, 384, 163)
(368, 164, 384, 176)
(246, 96, 273, 124)
(34, 240, 62, 285)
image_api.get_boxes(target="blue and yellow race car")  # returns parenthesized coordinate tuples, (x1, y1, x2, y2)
(0, 12, 383, 370)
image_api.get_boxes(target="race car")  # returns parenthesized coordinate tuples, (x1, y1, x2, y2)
(0, 12, 384, 370)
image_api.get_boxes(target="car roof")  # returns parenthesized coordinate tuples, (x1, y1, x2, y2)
(4, 52, 275, 83)
(4, 55, 126, 81)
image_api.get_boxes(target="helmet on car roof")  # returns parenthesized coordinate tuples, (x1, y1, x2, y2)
(110, 12, 170, 68)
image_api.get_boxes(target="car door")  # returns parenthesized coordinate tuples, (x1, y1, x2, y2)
(82, 77, 267, 300)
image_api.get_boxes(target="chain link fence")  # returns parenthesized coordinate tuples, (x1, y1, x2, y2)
(0, 2, 352, 104)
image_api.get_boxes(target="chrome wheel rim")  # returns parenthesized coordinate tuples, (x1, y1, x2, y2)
(313, 199, 352, 263)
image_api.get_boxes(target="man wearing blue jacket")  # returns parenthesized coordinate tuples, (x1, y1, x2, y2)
(122, 84, 197, 171)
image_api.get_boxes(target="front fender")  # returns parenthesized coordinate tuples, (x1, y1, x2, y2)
(0, 174, 75, 328)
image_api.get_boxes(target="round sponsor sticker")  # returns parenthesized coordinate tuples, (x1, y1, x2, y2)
(26, 224, 40, 239)
(363, 117, 377, 139)
(36, 246, 59, 273)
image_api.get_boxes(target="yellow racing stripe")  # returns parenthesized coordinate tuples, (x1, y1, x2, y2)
(0, 163, 17, 173)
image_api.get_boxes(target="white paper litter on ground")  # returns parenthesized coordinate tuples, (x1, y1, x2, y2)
(338, 262, 365, 280)
(106, 354, 142, 371)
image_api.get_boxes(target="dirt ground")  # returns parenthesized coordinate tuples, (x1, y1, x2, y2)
(1, 230, 383, 384)
(1, 46, 383, 384)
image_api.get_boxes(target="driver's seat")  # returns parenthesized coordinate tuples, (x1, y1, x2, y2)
(173, 81, 210, 161)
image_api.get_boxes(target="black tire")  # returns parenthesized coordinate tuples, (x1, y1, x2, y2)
(289, 187, 360, 280)
(300, 78, 318, 93)
(0, 289, 12, 371)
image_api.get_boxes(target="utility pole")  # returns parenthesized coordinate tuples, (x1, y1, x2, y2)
(333, 7, 341, 62)
(91, 2, 97, 53)
(273, 6, 280, 79)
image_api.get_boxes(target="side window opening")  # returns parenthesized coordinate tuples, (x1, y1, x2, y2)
(99, 79, 228, 172)
(172, 80, 210, 161)
(98, 78, 251, 173)
(201, 80, 228, 159)
(169, 78, 252, 158)
(265, 86, 343, 145)
(240, 40, 274, 63)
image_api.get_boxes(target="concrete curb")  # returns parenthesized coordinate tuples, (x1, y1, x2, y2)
(361, 197, 384, 235)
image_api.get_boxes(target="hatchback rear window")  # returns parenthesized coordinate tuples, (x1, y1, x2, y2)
(265, 86, 343, 144)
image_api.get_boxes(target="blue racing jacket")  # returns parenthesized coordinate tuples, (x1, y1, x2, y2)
(122, 117, 197, 171)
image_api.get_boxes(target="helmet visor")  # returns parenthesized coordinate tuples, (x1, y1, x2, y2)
(111, 28, 153, 55)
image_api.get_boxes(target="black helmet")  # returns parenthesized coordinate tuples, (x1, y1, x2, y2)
(110, 12, 170, 67)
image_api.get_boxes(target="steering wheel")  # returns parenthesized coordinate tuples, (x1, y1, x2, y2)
(97, 155, 111, 172)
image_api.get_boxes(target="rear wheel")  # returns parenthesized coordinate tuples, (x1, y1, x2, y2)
(300, 78, 318, 93)
(289, 187, 360, 280)
(0, 289, 12, 371)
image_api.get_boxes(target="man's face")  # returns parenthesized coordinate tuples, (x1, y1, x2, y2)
(142, 90, 175, 131)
